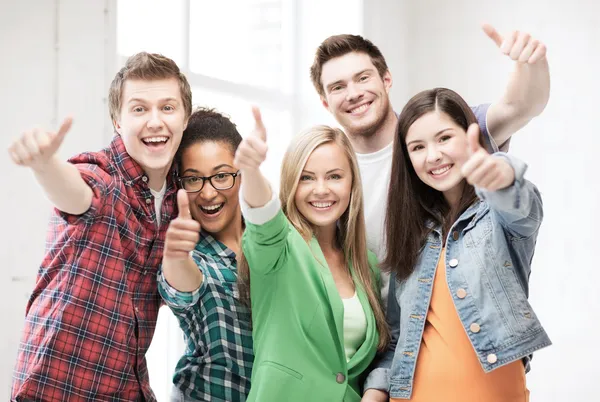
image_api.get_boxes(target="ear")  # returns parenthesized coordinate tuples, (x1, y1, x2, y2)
(113, 119, 122, 135)
(320, 95, 330, 111)
(383, 70, 393, 94)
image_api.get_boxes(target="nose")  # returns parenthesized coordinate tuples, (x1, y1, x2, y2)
(426, 146, 442, 164)
(147, 108, 164, 131)
(200, 183, 219, 200)
(345, 82, 363, 103)
(312, 179, 330, 196)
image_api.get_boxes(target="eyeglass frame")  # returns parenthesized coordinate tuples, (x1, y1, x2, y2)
(177, 170, 241, 193)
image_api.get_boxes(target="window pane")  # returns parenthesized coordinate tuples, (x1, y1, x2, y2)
(192, 87, 292, 187)
(117, 0, 186, 65)
(189, 0, 290, 92)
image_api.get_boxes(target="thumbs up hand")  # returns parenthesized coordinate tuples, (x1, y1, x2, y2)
(164, 189, 201, 262)
(460, 124, 515, 191)
(234, 107, 268, 172)
(482, 23, 546, 64)
(8, 117, 73, 170)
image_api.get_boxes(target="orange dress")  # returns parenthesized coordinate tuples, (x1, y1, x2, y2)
(391, 249, 529, 402)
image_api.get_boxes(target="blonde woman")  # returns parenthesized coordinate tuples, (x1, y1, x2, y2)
(234, 108, 389, 402)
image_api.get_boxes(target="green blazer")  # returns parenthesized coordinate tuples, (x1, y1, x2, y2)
(242, 208, 381, 402)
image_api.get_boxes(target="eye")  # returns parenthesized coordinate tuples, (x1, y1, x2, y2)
(300, 175, 313, 181)
(163, 105, 175, 112)
(330, 85, 343, 92)
(411, 144, 424, 152)
(359, 75, 369, 82)
(329, 173, 342, 180)
(133, 106, 145, 113)
(439, 135, 451, 142)
(213, 173, 229, 183)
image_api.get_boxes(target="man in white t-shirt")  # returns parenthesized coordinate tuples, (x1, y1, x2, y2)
(309, 25, 549, 305)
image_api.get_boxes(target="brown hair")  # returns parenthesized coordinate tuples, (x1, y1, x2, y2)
(310, 34, 389, 97)
(108, 52, 192, 126)
(238, 125, 390, 351)
(384, 88, 485, 280)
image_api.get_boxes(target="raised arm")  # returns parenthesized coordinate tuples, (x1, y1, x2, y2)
(161, 189, 203, 292)
(461, 124, 542, 238)
(8, 117, 93, 215)
(234, 107, 272, 208)
(483, 24, 550, 147)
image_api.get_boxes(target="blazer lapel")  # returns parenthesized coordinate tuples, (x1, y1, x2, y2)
(309, 237, 345, 357)
(347, 269, 377, 371)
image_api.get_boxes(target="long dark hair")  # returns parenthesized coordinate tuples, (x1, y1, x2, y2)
(384, 88, 484, 280)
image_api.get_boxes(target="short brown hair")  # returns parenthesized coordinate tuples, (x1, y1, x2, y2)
(108, 52, 192, 125)
(310, 34, 389, 97)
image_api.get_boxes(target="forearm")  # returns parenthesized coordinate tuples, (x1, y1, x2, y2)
(488, 58, 550, 145)
(33, 156, 93, 215)
(241, 168, 272, 208)
(162, 256, 203, 292)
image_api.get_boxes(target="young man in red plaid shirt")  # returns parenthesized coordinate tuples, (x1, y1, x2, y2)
(8, 52, 192, 402)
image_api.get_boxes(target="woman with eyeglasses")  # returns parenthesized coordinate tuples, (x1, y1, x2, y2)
(157, 107, 253, 402)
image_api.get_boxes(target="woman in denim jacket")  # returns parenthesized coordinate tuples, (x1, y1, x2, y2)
(362, 88, 551, 402)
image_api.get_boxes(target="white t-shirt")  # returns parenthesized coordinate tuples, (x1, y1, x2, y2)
(355, 142, 394, 306)
(150, 181, 167, 228)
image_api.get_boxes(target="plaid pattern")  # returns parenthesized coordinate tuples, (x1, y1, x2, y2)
(158, 233, 253, 402)
(12, 135, 178, 402)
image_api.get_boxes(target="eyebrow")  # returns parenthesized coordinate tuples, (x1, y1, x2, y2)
(127, 97, 180, 104)
(302, 168, 345, 175)
(182, 165, 235, 175)
(325, 69, 373, 91)
(406, 128, 454, 147)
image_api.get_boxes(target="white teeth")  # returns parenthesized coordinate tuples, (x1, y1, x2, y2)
(201, 203, 223, 211)
(310, 202, 333, 208)
(431, 165, 451, 175)
(143, 137, 168, 143)
(350, 104, 369, 114)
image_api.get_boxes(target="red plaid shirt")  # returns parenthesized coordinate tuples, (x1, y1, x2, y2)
(12, 135, 178, 402)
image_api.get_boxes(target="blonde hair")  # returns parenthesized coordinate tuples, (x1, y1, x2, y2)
(238, 125, 390, 351)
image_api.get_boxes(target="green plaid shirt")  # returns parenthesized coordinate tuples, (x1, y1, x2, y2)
(158, 233, 253, 401)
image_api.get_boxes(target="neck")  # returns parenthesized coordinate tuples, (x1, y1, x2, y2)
(145, 166, 171, 192)
(444, 181, 465, 210)
(314, 223, 339, 254)
(347, 107, 397, 154)
(214, 211, 244, 256)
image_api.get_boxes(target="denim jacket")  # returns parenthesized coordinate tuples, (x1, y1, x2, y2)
(364, 153, 551, 400)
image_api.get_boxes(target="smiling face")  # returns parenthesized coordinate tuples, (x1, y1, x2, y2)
(114, 78, 188, 188)
(320, 52, 392, 138)
(405, 110, 470, 204)
(294, 142, 353, 232)
(179, 141, 241, 235)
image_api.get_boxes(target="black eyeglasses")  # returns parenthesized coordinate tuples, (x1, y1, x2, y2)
(178, 171, 241, 193)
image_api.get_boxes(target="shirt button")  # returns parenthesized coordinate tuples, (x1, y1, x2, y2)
(487, 353, 498, 364)
(135, 307, 140, 313)
(470, 323, 481, 333)
(448, 258, 459, 268)
(452, 231, 459, 241)
(336, 373, 346, 383)
(456, 288, 467, 299)
(142, 175, 148, 183)
(145, 198, 152, 204)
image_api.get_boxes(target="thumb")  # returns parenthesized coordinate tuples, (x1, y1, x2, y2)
(251, 106, 267, 142)
(482, 23, 503, 48)
(177, 189, 192, 219)
(52, 116, 73, 142)
(467, 123, 484, 155)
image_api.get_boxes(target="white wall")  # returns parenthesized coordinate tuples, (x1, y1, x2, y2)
(1, 1, 598, 401)
(0, 0, 115, 398)
(363, 1, 600, 401)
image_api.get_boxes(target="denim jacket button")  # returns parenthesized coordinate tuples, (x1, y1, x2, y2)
(487, 353, 498, 364)
(470, 323, 481, 333)
(456, 288, 467, 299)
(452, 231, 459, 241)
(449, 258, 459, 268)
